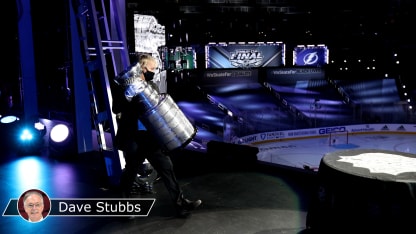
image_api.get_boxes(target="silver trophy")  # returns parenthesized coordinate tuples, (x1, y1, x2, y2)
(115, 64, 197, 151)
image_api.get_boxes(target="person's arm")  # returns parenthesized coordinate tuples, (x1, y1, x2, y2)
(111, 80, 126, 115)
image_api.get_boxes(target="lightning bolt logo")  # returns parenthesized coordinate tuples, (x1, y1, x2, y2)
(303, 52, 319, 65)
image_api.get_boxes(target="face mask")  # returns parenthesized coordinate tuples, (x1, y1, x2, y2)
(143, 71, 155, 81)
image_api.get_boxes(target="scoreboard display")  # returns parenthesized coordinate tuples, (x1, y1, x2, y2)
(293, 44, 328, 66)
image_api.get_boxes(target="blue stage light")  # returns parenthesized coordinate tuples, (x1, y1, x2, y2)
(0, 115, 22, 153)
(19, 128, 34, 141)
(14, 122, 46, 155)
(0, 115, 19, 124)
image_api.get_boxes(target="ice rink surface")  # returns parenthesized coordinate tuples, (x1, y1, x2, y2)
(256, 132, 416, 171)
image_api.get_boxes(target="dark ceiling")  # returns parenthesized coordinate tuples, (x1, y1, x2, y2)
(126, 0, 416, 56)
(4, 0, 416, 118)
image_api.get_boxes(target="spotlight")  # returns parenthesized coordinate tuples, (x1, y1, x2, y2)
(19, 129, 34, 141)
(15, 121, 46, 155)
(0, 115, 21, 152)
(0, 115, 20, 124)
(48, 121, 76, 159)
(50, 124, 70, 143)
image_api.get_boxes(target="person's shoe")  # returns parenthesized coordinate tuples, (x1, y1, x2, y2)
(176, 198, 202, 218)
(182, 198, 202, 210)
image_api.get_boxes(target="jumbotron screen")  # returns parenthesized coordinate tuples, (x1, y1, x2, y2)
(205, 42, 285, 69)
(159, 46, 197, 70)
(293, 44, 328, 66)
(133, 14, 165, 53)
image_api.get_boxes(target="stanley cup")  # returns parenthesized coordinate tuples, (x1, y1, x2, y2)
(115, 64, 197, 151)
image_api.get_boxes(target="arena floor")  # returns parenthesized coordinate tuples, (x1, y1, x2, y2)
(1, 132, 415, 233)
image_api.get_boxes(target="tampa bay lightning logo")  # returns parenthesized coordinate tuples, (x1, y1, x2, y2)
(303, 52, 319, 65)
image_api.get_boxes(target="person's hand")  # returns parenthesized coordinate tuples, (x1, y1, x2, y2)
(125, 79, 145, 101)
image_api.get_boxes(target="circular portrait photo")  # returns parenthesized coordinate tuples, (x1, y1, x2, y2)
(18, 189, 51, 222)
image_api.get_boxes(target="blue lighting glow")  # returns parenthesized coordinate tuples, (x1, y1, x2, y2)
(19, 129, 33, 141)
(0, 115, 19, 124)
(13, 121, 46, 155)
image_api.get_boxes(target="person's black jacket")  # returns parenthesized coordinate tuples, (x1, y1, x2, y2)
(111, 79, 159, 152)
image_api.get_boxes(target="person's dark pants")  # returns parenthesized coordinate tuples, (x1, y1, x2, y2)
(146, 149, 182, 203)
(119, 138, 143, 196)
(119, 131, 182, 204)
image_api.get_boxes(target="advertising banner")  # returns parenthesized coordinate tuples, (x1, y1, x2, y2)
(200, 69, 259, 85)
(266, 67, 325, 83)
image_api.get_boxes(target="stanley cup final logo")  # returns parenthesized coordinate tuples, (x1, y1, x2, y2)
(230, 49, 263, 68)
